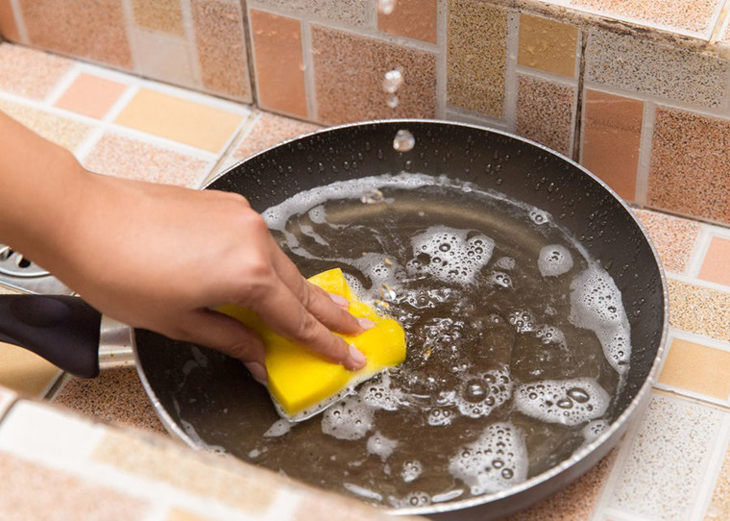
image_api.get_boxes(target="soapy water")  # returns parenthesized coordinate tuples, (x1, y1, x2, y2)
(239, 173, 629, 507)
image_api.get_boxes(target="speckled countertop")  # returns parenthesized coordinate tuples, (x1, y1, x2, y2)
(0, 43, 729, 520)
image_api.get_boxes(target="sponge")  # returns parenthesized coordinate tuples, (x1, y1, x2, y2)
(218, 268, 406, 419)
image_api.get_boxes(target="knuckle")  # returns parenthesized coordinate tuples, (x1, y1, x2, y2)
(294, 314, 322, 345)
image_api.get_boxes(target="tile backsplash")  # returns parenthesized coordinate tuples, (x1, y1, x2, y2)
(1, 0, 730, 226)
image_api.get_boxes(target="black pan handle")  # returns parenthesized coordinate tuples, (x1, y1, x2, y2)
(0, 295, 102, 378)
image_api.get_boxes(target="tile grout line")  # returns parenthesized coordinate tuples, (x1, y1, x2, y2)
(179, 0, 203, 88)
(634, 100, 656, 206)
(300, 19, 318, 123)
(653, 383, 730, 412)
(503, 10, 520, 132)
(667, 271, 730, 295)
(434, 0, 448, 120)
(570, 29, 588, 162)
(43, 65, 82, 107)
(514, 64, 579, 88)
(685, 225, 714, 279)
(202, 111, 261, 187)
(119, 0, 140, 75)
(708, 0, 730, 44)
(8, 0, 28, 44)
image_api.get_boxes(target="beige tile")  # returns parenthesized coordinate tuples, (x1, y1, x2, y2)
(233, 111, 321, 160)
(0, 450, 150, 520)
(254, 0, 369, 26)
(634, 209, 701, 274)
(698, 236, 730, 287)
(52, 367, 167, 435)
(378, 0, 438, 44)
(447, 0, 508, 119)
(130, 30, 196, 88)
(312, 25, 436, 125)
(648, 106, 730, 224)
(132, 0, 184, 36)
(668, 279, 730, 342)
(190, 0, 252, 102)
(0, 343, 60, 397)
(0, 43, 72, 100)
(0, 99, 92, 152)
(19, 0, 132, 69)
(0, 0, 19, 41)
(658, 338, 730, 400)
(166, 509, 215, 521)
(706, 441, 730, 520)
(54, 73, 128, 119)
(114, 89, 243, 153)
(516, 74, 575, 156)
(518, 14, 578, 78)
(93, 430, 278, 513)
(581, 89, 643, 201)
(250, 9, 307, 119)
(84, 133, 213, 188)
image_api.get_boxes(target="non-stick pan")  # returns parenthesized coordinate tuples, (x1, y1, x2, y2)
(0, 120, 667, 520)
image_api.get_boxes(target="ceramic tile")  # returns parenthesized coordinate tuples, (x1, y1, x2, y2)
(54, 73, 128, 119)
(581, 89, 642, 201)
(132, 0, 184, 36)
(516, 74, 575, 156)
(254, 0, 369, 26)
(250, 9, 307, 119)
(93, 429, 278, 513)
(634, 209, 701, 274)
(114, 88, 244, 153)
(0, 386, 15, 419)
(447, 0, 508, 119)
(378, 0, 438, 44)
(568, 0, 722, 36)
(232, 111, 321, 160)
(190, 0, 252, 102)
(648, 106, 730, 223)
(19, 0, 132, 69)
(609, 393, 723, 520)
(130, 30, 196, 88)
(698, 236, 730, 287)
(586, 30, 728, 109)
(503, 450, 617, 520)
(0, 450, 150, 520)
(0, 0, 19, 42)
(518, 14, 578, 78)
(667, 280, 730, 342)
(0, 99, 93, 152)
(52, 368, 167, 435)
(166, 509, 214, 521)
(84, 133, 213, 188)
(706, 440, 730, 520)
(0, 44, 72, 100)
(312, 25, 437, 125)
(0, 343, 61, 397)
(658, 338, 730, 401)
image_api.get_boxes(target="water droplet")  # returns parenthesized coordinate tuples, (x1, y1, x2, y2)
(380, 284, 397, 302)
(383, 67, 404, 94)
(557, 398, 574, 409)
(393, 129, 415, 152)
(501, 468, 514, 479)
(386, 92, 399, 108)
(378, 0, 397, 15)
(567, 388, 590, 403)
(464, 379, 488, 403)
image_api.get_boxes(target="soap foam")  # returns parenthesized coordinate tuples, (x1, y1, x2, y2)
(401, 460, 423, 483)
(407, 226, 494, 285)
(367, 431, 399, 461)
(321, 396, 374, 440)
(569, 266, 631, 375)
(359, 373, 403, 411)
(264, 419, 293, 438)
(455, 368, 513, 419)
(582, 419, 609, 443)
(538, 244, 574, 277)
(514, 378, 609, 426)
(448, 422, 528, 495)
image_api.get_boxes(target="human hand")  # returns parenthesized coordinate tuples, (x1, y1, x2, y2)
(22, 166, 370, 383)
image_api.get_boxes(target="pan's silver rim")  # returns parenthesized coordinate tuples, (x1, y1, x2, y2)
(140, 118, 670, 516)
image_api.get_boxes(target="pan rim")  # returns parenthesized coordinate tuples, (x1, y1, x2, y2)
(136, 118, 670, 517)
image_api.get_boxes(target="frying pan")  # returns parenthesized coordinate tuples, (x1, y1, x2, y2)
(0, 120, 667, 519)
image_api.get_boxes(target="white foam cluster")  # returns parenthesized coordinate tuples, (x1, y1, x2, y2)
(448, 422, 529, 495)
(352, 253, 402, 290)
(514, 378, 609, 426)
(401, 460, 423, 483)
(456, 368, 513, 419)
(529, 209, 551, 225)
(535, 325, 567, 348)
(489, 271, 513, 288)
(407, 226, 494, 285)
(509, 310, 536, 333)
(494, 256, 516, 270)
(321, 396, 374, 440)
(427, 407, 455, 426)
(582, 419, 609, 443)
(538, 244, 574, 277)
(263, 419, 292, 438)
(569, 266, 631, 374)
(307, 204, 328, 224)
(389, 491, 431, 508)
(367, 431, 399, 461)
(359, 373, 402, 411)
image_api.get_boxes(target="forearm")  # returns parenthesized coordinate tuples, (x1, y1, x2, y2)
(0, 111, 89, 262)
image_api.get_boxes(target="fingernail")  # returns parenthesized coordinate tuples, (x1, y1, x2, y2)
(348, 345, 367, 370)
(357, 317, 376, 330)
(245, 362, 268, 384)
(329, 293, 349, 308)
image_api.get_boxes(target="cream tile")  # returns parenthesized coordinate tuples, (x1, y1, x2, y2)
(54, 73, 128, 119)
(658, 338, 730, 401)
(114, 89, 244, 153)
(698, 236, 730, 287)
(0, 343, 61, 397)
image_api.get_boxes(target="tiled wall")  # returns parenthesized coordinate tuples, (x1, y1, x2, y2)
(1, 0, 730, 227)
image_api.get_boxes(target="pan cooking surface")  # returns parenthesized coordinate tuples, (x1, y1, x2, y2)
(169, 173, 630, 508)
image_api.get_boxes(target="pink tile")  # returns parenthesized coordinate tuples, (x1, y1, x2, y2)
(378, 0, 438, 44)
(698, 236, 730, 287)
(0, 44, 72, 100)
(634, 209, 701, 274)
(54, 73, 128, 119)
(84, 133, 213, 188)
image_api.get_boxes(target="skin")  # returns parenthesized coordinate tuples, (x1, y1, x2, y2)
(0, 111, 370, 383)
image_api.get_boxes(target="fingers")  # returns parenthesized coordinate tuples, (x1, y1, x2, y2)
(269, 242, 365, 336)
(174, 309, 268, 384)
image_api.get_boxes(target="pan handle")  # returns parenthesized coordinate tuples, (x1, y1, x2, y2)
(0, 295, 102, 378)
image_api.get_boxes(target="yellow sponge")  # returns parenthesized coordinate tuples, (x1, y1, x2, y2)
(218, 268, 406, 419)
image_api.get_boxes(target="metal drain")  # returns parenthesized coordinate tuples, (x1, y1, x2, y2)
(0, 244, 72, 295)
